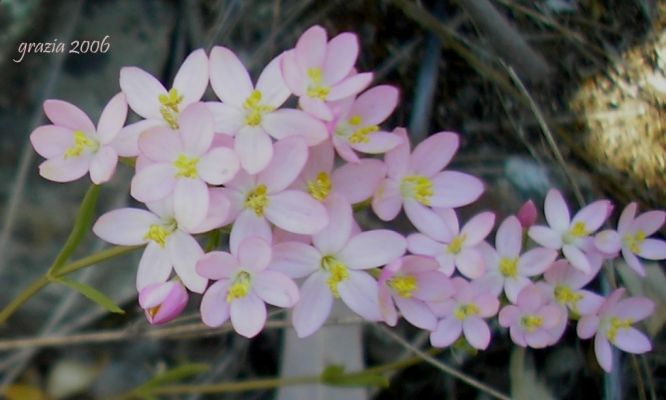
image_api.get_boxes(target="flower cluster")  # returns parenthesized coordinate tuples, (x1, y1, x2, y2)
(30, 25, 664, 373)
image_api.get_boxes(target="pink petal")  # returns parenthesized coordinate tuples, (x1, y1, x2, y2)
(404, 200, 452, 242)
(209, 46, 253, 107)
(139, 127, 182, 162)
(429, 171, 484, 208)
(43, 99, 96, 133)
(594, 334, 613, 372)
(331, 159, 386, 204)
(265, 190, 329, 234)
(313, 194, 353, 254)
(96, 92, 127, 144)
(332, 135, 360, 162)
(572, 199, 611, 232)
(612, 297, 655, 321)
(229, 210, 272, 255)
(528, 226, 563, 249)
(496, 216, 522, 258)
(256, 53, 290, 108)
(292, 272, 333, 337)
(631, 210, 666, 236)
(463, 317, 491, 350)
(460, 212, 495, 246)
(295, 25, 327, 70)
(206, 101, 245, 134)
(562, 244, 591, 273)
(281, 50, 306, 96)
(509, 325, 527, 347)
(349, 85, 398, 125)
(259, 136, 308, 192)
(613, 327, 652, 354)
(618, 202, 637, 233)
(179, 103, 214, 155)
(270, 242, 321, 278)
(518, 247, 558, 276)
(89, 146, 118, 184)
(524, 330, 552, 349)
(436, 207, 460, 235)
(516, 284, 545, 313)
(172, 49, 208, 107)
(322, 32, 359, 84)
(262, 109, 327, 145)
(430, 316, 462, 347)
(372, 179, 402, 221)
(384, 127, 410, 178)
(254, 270, 299, 307)
(504, 276, 532, 303)
(544, 189, 570, 231)
(576, 291, 604, 315)
(238, 236, 272, 271)
(174, 178, 209, 231)
(350, 131, 403, 155)
(337, 271, 382, 321)
(30, 125, 72, 158)
(338, 230, 406, 269)
(380, 288, 398, 326)
(200, 280, 231, 327)
(198, 147, 240, 185)
(235, 126, 273, 174)
(475, 293, 500, 317)
(413, 271, 454, 301)
(407, 233, 442, 257)
(196, 251, 239, 280)
(167, 230, 207, 293)
(136, 243, 172, 290)
(299, 94, 333, 121)
(327, 73, 373, 101)
(594, 229, 622, 254)
(622, 248, 645, 276)
(230, 292, 266, 338)
(93, 208, 157, 245)
(499, 305, 521, 327)
(112, 119, 162, 157)
(638, 238, 666, 260)
(301, 141, 334, 182)
(118, 67, 165, 119)
(577, 315, 600, 339)
(409, 131, 459, 177)
(456, 248, 485, 279)
(39, 156, 89, 183)
(395, 297, 437, 330)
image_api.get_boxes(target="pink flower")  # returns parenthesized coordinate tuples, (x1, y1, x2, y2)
(329, 85, 403, 163)
(407, 209, 495, 278)
(517, 199, 537, 229)
(281, 25, 373, 121)
(372, 129, 484, 238)
(577, 288, 654, 372)
(30, 93, 128, 184)
(499, 284, 567, 348)
(528, 189, 612, 273)
(543, 259, 604, 316)
(292, 141, 386, 205)
(197, 236, 299, 338)
(594, 202, 666, 276)
(139, 281, 188, 325)
(130, 103, 240, 230)
(378, 255, 453, 330)
(476, 216, 558, 302)
(429, 277, 499, 350)
(207, 47, 327, 174)
(270, 195, 406, 337)
(221, 136, 329, 242)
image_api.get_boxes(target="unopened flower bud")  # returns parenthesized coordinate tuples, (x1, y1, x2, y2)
(138, 281, 188, 325)
(517, 200, 537, 229)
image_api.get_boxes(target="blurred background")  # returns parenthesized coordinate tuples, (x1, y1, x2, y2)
(0, 0, 664, 398)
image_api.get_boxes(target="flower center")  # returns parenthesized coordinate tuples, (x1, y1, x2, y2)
(321, 255, 349, 298)
(400, 175, 434, 205)
(520, 314, 544, 332)
(242, 90, 273, 127)
(554, 285, 583, 311)
(624, 230, 646, 254)
(306, 172, 332, 202)
(387, 275, 418, 298)
(499, 257, 518, 278)
(563, 221, 588, 244)
(244, 184, 269, 216)
(64, 130, 99, 158)
(144, 221, 177, 248)
(447, 234, 467, 255)
(173, 154, 200, 178)
(342, 115, 379, 144)
(306, 67, 330, 100)
(454, 303, 479, 320)
(606, 316, 633, 343)
(227, 271, 252, 303)
(158, 88, 183, 129)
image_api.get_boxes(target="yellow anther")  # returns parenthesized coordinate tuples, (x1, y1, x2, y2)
(569, 222, 588, 238)
(348, 125, 379, 144)
(173, 154, 199, 178)
(554, 285, 583, 311)
(306, 67, 330, 100)
(447, 234, 467, 255)
(307, 172, 332, 201)
(400, 175, 434, 205)
(499, 257, 519, 278)
(624, 230, 646, 254)
(520, 314, 544, 332)
(158, 88, 183, 129)
(244, 184, 269, 216)
(388, 275, 418, 298)
(454, 303, 480, 320)
(606, 316, 632, 343)
(144, 224, 172, 248)
(348, 115, 362, 125)
(64, 130, 98, 158)
(321, 255, 349, 298)
(226, 271, 252, 303)
(242, 90, 273, 127)
(147, 305, 161, 318)
(307, 67, 323, 83)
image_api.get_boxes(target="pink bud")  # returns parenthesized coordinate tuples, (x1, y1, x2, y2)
(517, 200, 537, 229)
(138, 281, 188, 325)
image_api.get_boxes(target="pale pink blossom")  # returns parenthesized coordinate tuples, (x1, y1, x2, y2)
(476, 216, 558, 302)
(270, 194, 406, 337)
(407, 209, 495, 278)
(378, 255, 453, 330)
(429, 277, 499, 350)
(139, 281, 188, 325)
(130, 103, 240, 230)
(207, 47, 327, 173)
(528, 189, 612, 273)
(543, 259, 604, 316)
(499, 284, 567, 348)
(594, 202, 666, 276)
(281, 25, 373, 121)
(577, 288, 654, 372)
(30, 93, 128, 184)
(372, 128, 484, 237)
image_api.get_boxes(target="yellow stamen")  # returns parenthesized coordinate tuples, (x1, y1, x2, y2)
(499, 257, 518, 278)
(159, 88, 183, 129)
(569, 222, 588, 238)
(388, 275, 418, 298)
(554, 285, 583, 311)
(306, 67, 330, 100)
(244, 184, 269, 216)
(520, 314, 544, 333)
(447, 234, 467, 255)
(321, 255, 349, 298)
(173, 154, 199, 178)
(64, 130, 98, 158)
(348, 115, 362, 125)
(226, 271, 252, 303)
(606, 316, 632, 343)
(624, 230, 646, 254)
(242, 90, 274, 127)
(147, 305, 161, 318)
(144, 224, 173, 248)
(454, 303, 479, 320)
(348, 125, 379, 144)
(400, 175, 434, 205)
(307, 172, 332, 201)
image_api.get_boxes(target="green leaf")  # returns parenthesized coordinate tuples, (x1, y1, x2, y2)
(49, 184, 101, 276)
(321, 364, 389, 388)
(56, 276, 124, 314)
(132, 363, 210, 396)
